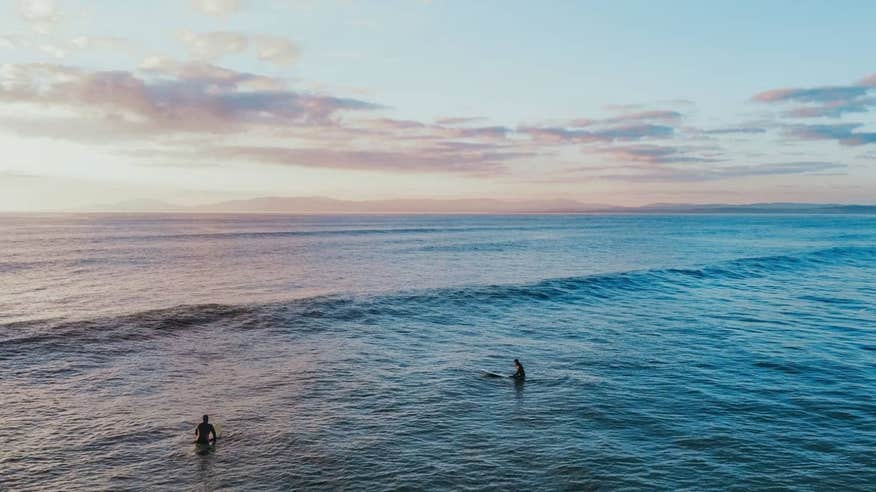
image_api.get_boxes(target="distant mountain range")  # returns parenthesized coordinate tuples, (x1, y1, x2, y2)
(85, 197, 876, 214)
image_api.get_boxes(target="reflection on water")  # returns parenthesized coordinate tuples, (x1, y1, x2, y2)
(514, 377, 525, 402)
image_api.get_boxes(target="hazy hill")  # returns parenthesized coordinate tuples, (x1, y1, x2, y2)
(81, 197, 876, 214)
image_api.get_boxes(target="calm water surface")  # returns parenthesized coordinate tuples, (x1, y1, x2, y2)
(1, 214, 874, 490)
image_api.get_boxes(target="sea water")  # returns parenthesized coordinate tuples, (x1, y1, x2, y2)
(1, 213, 874, 490)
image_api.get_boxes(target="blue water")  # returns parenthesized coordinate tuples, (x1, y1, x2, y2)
(1, 214, 874, 490)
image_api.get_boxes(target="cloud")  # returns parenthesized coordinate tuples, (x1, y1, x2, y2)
(71, 36, 135, 52)
(177, 31, 300, 66)
(180, 31, 249, 62)
(0, 35, 24, 50)
(18, 0, 59, 33)
(858, 73, 876, 87)
(453, 125, 510, 139)
(588, 145, 720, 164)
(560, 110, 682, 129)
(0, 35, 142, 60)
(785, 123, 876, 146)
(752, 75, 876, 119)
(701, 127, 767, 135)
(0, 62, 382, 134)
(752, 86, 868, 103)
(139, 56, 284, 92)
(191, 0, 242, 16)
(783, 101, 874, 118)
(0, 61, 535, 176)
(588, 161, 845, 182)
(520, 123, 674, 144)
(365, 118, 427, 130)
(187, 145, 529, 175)
(435, 116, 487, 126)
(603, 110, 683, 124)
(253, 35, 300, 66)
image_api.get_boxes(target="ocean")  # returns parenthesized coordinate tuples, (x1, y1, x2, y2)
(1, 213, 874, 491)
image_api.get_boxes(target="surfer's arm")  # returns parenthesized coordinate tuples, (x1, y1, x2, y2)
(209, 425, 217, 441)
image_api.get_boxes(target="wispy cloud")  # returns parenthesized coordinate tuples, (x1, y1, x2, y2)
(190, 0, 242, 16)
(520, 123, 674, 144)
(602, 110, 683, 124)
(177, 31, 300, 67)
(180, 31, 249, 62)
(752, 75, 876, 119)
(0, 60, 534, 176)
(18, 0, 59, 33)
(435, 116, 487, 126)
(752, 86, 868, 104)
(188, 145, 531, 175)
(582, 161, 845, 182)
(587, 144, 720, 164)
(0, 34, 143, 60)
(0, 62, 382, 134)
(785, 123, 876, 146)
(253, 35, 300, 66)
(858, 73, 876, 87)
(701, 127, 767, 135)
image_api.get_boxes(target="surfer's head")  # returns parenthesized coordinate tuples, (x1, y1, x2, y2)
(202, 415, 209, 423)
(514, 359, 520, 366)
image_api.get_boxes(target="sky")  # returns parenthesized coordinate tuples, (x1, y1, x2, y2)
(1, 0, 875, 210)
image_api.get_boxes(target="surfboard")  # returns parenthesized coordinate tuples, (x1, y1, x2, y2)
(482, 370, 507, 378)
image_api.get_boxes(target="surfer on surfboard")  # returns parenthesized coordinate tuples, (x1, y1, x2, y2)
(482, 359, 526, 379)
(513, 359, 525, 379)
(195, 415, 217, 444)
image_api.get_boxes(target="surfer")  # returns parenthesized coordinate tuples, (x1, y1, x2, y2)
(513, 359, 525, 379)
(195, 415, 217, 444)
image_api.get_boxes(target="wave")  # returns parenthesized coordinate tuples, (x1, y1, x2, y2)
(2, 245, 872, 351)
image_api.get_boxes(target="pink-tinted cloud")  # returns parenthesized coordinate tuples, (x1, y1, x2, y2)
(752, 86, 867, 103)
(858, 73, 876, 87)
(752, 75, 876, 119)
(452, 125, 510, 139)
(0, 61, 537, 176)
(786, 123, 876, 146)
(588, 145, 720, 164)
(520, 123, 674, 144)
(141, 144, 534, 176)
(435, 116, 487, 126)
(701, 127, 767, 135)
(0, 62, 382, 133)
(579, 161, 844, 182)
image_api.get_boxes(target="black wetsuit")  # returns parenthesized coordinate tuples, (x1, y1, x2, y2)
(196, 422, 216, 444)
(514, 363, 525, 379)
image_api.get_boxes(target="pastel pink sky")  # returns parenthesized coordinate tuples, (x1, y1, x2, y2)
(1, 0, 875, 210)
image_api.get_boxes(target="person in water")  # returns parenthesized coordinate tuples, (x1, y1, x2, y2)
(195, 415, 217, 444)
(513, 359, 525, 379)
